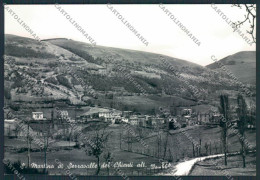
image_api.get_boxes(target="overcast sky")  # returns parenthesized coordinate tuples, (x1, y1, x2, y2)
(5, 4, 256, 66)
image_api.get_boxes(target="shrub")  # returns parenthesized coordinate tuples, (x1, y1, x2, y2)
(9, 104, 20, 111)
(56, 75, 72, 89)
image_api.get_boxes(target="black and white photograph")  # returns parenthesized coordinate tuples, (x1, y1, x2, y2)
(2, 2, 257, 178)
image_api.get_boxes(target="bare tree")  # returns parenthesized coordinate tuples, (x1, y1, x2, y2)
(68, 123, 78, 147)
(26, 119, 31, 168)
(214, 141, 218, 154)
(232, 4, 256, 43)
(13, 123, 20, 138)
(163, 131, 169, 159)
(209, 141, 212, 155)
(157, 130, 161, 158)
(40, 123, 56, 174)
(126, 130, 132, 151)
(103, 151, 113, 175)
(73, 130, 80, 148)
(85, 127, 111, 175)
(168, 148, 173, 162)
(219, 94, 230, 166)
(236, 94, 247, 168)
(198, 130, 202, 156)
(192, 142, 195, 157)
(136, 126, 144, 138)
(204, 142, 209, 155)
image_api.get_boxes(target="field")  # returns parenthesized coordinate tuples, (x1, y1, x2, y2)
(190, 152, 256, 176)
(4, 122, 256, 176)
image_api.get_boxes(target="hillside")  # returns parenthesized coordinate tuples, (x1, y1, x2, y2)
(206, 51, 256, 85)
(4, 34, 245, 113)
(46, 38, 201, 68)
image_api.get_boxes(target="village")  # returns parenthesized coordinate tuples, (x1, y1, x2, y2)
(4, 105, 225, 137)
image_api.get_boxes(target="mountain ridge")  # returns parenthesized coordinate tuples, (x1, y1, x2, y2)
(206, 51, 256, 84)
(4, 34, 254, 114)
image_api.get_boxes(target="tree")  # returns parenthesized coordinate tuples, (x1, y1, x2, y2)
(192, 142, 195, 157)
(157, 130, 161, 158)
(163, 131, 169, 159)
(204, 142, 209, 155)
(218, 94, 230, 166)
(136, 126, 144, 138)
(25, 118, 31, 168)
(42, 123, 54, 174)
(13, 123, 20, 138)
(85, 127, 111, 175)
(236, 94, 247, 168)
(103, 151, 113, 175)
(232, 4, 256, 43)
(125, 130, 133, 152)
(68, 123, 78, 148)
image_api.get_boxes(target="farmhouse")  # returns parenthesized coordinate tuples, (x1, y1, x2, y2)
(32, 112, 46, 121)
(121, 117, 129, 123)
(58, 110, 69, 120)
(197, 113, 210, 124)
(129, 116, 138, 126)
(98, 109, 122, 124)
(122, 111, 133, 117)
(182, 108, 192, 116)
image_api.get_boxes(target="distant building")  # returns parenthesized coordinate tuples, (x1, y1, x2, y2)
(154, 117, 165, 125)
(99, 110, 122, 124)
(151, 119, 157, 126)
(145, 115, 152, 121)
(121, 117, 129, 123)
(32, 112, 46, 121)
(59, 110, 69, 120)
(210, 114, 222, 123)
(129, 116, 138, 126)
(99, 110, 122, 119)
(197, 113, 210, 124)
(122, 111, 133, 118)
(182, 109, 192, 116)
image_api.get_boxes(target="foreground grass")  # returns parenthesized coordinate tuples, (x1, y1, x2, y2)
(190, 152, 256, 176)
(4, 124, 256, 175)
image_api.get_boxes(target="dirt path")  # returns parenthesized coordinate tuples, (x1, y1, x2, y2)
(162, 152, 241, 176)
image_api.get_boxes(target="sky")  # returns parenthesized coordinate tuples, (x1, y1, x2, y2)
(4, 4, 256, 66)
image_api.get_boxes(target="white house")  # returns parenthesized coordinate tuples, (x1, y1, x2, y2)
(59, 110, 69, 120)
(129, 116, 138, 126)
(32, 112, 46, 120)
(182, 109, 192, 116)
(99, 110, 122, 120)
(121, 117, 129, 123)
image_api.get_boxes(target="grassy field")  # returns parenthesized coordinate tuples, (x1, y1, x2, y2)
(129, 125, 256, 162)
(4, 122, 256, 176)
(190, 152, 256, 176)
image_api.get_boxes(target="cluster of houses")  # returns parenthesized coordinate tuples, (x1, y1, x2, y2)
(99, 110, 165, 127)
(5, 106, 223, 131)
(168, 109, 222, 129)
(4, 103, 255, 137)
